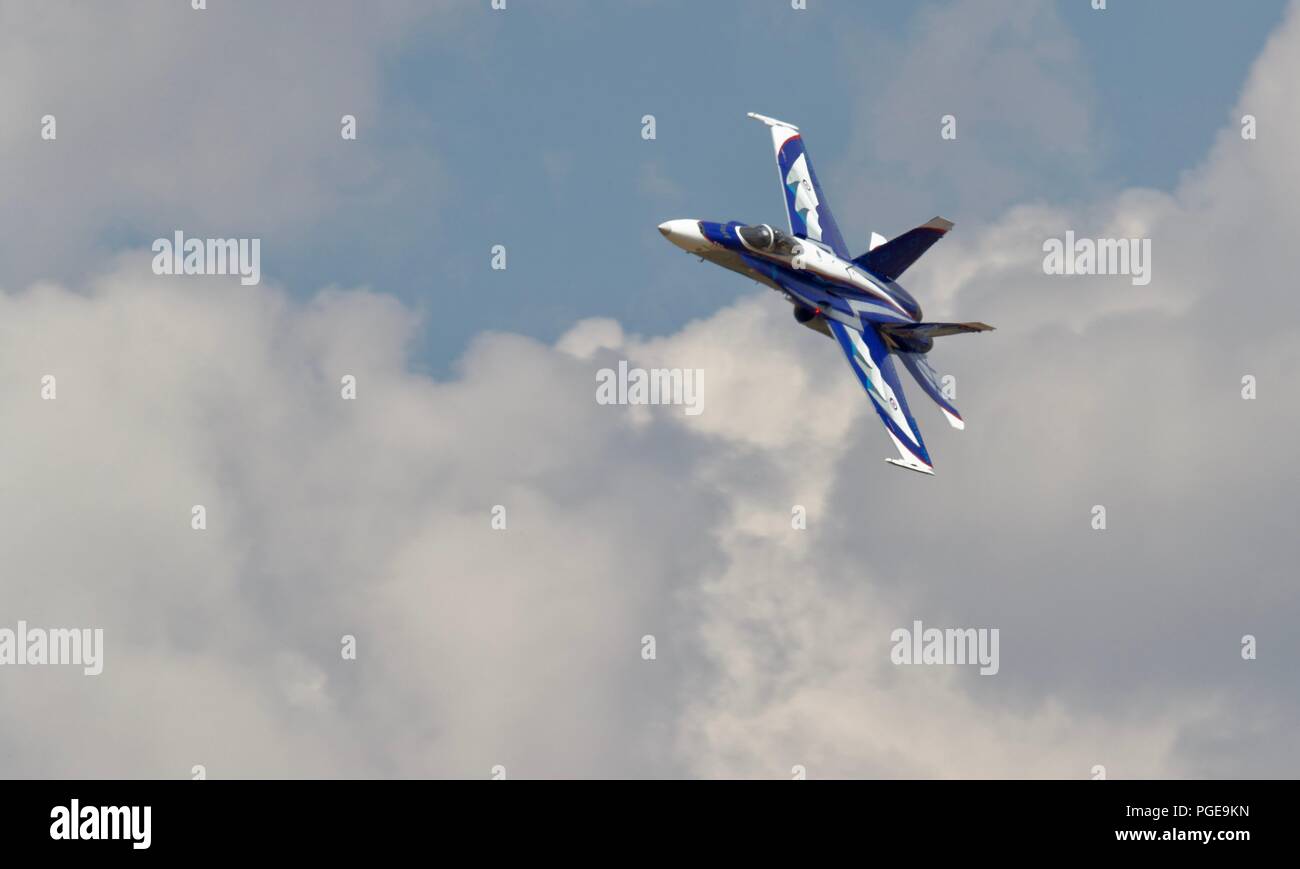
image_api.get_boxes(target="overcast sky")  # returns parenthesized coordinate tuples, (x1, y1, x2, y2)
(0, 0, 1296, 778)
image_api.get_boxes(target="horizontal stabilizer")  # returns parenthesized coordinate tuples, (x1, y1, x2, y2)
(853, 216, 953, 281)
(897, 351, 966, 430)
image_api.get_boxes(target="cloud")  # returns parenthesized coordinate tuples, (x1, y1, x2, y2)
(2, 0, 1299, 779)
(0, 0, 457, 287)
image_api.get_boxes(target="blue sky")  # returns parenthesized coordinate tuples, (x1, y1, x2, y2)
(275, 0, 1286, 372)
(1, 1, 1286, 373)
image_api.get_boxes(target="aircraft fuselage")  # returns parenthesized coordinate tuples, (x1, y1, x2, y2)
(657, 218, 923, 329)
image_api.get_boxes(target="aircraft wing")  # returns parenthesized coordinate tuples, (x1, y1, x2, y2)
(824, 318, 934, 475)
(748, 113, 851, 259)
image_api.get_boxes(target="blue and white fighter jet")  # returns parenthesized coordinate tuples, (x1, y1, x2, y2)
(658, 113, 993, 475)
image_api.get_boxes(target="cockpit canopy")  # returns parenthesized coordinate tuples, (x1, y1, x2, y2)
(738, 223, 801, 256)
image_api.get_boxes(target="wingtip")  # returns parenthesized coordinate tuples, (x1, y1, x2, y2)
(747, 111, 799, 131)
(885, 458, 936, 476)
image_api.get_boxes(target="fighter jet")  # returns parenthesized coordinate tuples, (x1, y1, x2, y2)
(657, 113, 992, 475)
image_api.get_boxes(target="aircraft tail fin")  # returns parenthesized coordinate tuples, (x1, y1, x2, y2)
(880, 321, 994, 342)
(852, 217, 953, 281)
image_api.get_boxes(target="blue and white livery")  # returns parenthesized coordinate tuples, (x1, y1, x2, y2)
(658, 114, 993, 475)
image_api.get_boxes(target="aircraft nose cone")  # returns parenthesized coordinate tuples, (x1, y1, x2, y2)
(657, 219, 706, 252)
